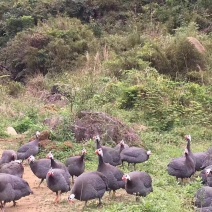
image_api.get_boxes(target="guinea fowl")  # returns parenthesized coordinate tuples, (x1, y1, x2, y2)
(204, 168, 212, 187)
(0, 173, 33, 211)
(194, 152, 208, 171)
(167, 148, 195, 183)
(17, 131, 40, 160)
(94, 135, 122, 166)
(65, 149, 86, 183)
(68, 171, 108, 207)
(28, 155, 51, 187)
(201, 165, 212, 185)
(46, 168, 71, 203)
(96, 148, 125, 198)
(120, 146, 151, 170)
(195, 206, 212, 212)
(0, 160, 24, 178)
(200, 148, 212, 170)
(122, 171, 153, 202)
(47, 152, 70, 178)
(0, 150, 17, 165)
(195, 186, 212, 208)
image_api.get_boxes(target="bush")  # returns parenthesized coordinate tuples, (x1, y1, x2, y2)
(0, 17, 96, 81)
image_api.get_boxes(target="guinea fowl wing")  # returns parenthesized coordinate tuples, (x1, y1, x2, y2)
(12, 178, 33, 198)
(0, 161, 24, 178)
(18, 144, 30, 153)
(0, 174, 33, 204)
(0, 150, 17, 164)
(168, 157, 187, 171)
(108, 149, 121, 165)
(195, 186, 212, 208)
(33, 159, 51, 177)
(105, 166, 124, 189)
(137, 172, 152, 188)
(122, 147, 145, 158)
(46, 169, 70, 192)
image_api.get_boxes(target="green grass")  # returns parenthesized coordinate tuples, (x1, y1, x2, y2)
(31, 133, 210, 212)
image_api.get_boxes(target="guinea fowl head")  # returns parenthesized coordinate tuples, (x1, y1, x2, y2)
(14, 159, 23, 164)
(93, 135, 100, 142)
(47, 152, 54, 159)
(35, 131, 41, 139)
(47, 168, 54, 176)
(120, 140, 125, 146)
(185, 135, 191, 142)
(82, 149, 87, 155)
(147, 150, 152, 155)
(95, 148, 103, 157)
(122, 174, 131, 182)
(12, 154, 16, 161)
(68, 194, 75, 204)
(28, 155, 35, 163)
(205, 168, 211, 177)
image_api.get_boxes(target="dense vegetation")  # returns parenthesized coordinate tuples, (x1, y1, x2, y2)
(0, 0, 212, 211)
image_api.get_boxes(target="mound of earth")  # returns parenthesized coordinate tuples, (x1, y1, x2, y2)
(72, 111, 142, 146)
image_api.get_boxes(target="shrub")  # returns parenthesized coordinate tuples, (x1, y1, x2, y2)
(0, 17, 96, 81)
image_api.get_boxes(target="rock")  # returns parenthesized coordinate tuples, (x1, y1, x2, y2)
(43, 116, 63, 130)
(38, 131, 51, 141)
(6, 127, 17, 136)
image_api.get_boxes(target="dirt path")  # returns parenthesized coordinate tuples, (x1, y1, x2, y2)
(0, 138, 127, 212)
(0, 138, 84, 212)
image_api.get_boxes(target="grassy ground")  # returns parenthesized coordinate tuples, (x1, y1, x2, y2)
(32, 133, 209, 212)
(0, 73, 211, 212)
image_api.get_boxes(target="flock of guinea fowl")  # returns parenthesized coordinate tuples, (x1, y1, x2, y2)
(0, 132, 212, 211)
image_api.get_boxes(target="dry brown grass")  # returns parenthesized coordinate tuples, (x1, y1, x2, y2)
(187, 37, 206, 54)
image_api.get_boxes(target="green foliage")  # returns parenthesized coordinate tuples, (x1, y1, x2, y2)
(5, 81, 25, 97)
(14, 108, 40, 133)
(0, 17, 96, 80)
(14, 116, 35, 133)
(50, 116, 75, 142)
(5, 16, 34, 37)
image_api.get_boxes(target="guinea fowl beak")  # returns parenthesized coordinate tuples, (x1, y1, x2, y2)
(122, 176, 126, 182)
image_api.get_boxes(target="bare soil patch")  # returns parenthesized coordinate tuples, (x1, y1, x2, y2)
(0, 138, 130, 212)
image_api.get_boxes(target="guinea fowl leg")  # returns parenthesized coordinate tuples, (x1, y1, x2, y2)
(135, 196, 140, 202)
(38, 178, 44, 187)
(82, 201, 88, 210)
(57, 192, 62, 203)
(112, 190, 116, 199)
(133, 163, 136, 171)
(13, 201, 17, 206)
(72, 176, 74, 184)
(97, 198, 103, 207)
(1, 202, 5, 212)
(54, 192, 59, 204)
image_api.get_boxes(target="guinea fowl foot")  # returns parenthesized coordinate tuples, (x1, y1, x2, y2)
(54, 195, 60, 204)
(112, 191, 116, 199)
(135, 196, 140, 202)
(13, 201, 17, 207)
(82, 201, 88, 210)
(38, 179, 44, 187)
(97, 198, 103, 207)
(97, 202, 103, 208)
